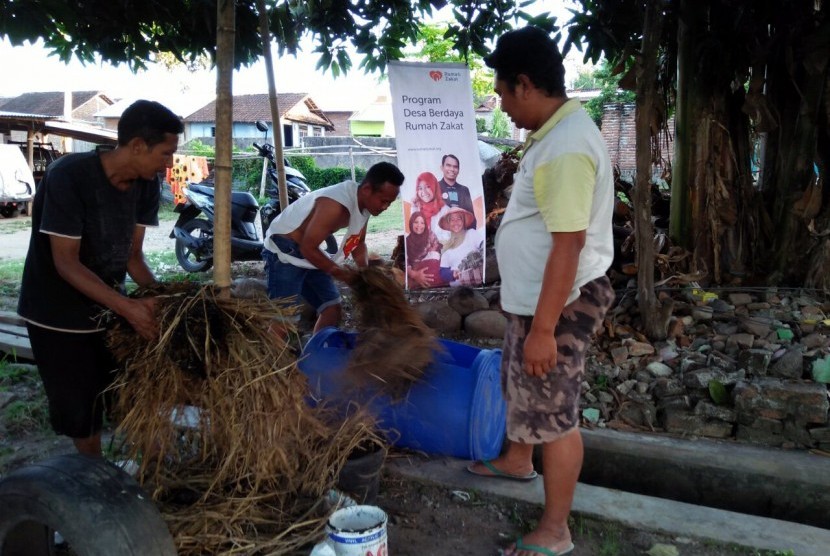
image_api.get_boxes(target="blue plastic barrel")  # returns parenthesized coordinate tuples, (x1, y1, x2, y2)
(300, 327, 506, 461)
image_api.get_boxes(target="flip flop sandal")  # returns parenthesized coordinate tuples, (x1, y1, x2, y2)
(465, 460, 538, 481)
(514, 536, 574, 556)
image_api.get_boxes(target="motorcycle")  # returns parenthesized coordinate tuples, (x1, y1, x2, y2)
(170, 121, 336, 272)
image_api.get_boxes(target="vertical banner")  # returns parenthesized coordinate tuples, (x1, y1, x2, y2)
(389, 61, 485, 290)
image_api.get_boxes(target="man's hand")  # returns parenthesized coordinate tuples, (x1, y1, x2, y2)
(330, 265, 359, 286)
(523, 328, 557, 377)
(121, 297, 159, 341)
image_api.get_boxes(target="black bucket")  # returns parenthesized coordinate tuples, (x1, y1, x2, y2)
(337, 443, 386, 504)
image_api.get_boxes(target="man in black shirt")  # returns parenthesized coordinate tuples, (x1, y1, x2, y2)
(438, 153, 477, 229)
(18, 100, 183, 456)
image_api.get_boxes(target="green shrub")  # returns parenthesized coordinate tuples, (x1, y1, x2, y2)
(185, 139, 215, 157)
(285, 156, 367, 191)
(232, 156, 264, 193)
(286, 155, 316, 178)
(489, 107, 511, 138)
(308, 167, 367, 190)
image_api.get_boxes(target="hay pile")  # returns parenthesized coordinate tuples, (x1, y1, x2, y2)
(107, 284, 382, 555)
(345, 266, 441, 398)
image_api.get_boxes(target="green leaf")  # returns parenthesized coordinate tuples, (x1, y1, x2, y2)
(582, 407, 601, 424)
(708, 380, 728, 406)
(777, 328, 795, 341)
(811, 356, 830, 384)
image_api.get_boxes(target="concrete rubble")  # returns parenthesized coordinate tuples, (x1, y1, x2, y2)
(408, 283, 830, 451)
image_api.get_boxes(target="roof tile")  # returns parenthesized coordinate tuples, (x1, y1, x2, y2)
(184, 93, 333, 129)
(0, 91, 108, 116)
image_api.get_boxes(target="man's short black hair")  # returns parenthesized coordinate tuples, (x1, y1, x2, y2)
(484, 26, 566, 97)
(441, 154, 459, 166)
(118, 100, 184, 147)
(362, 161, 405, 192)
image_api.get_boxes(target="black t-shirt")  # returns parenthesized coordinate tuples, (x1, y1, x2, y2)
(17, 152, 159, 331)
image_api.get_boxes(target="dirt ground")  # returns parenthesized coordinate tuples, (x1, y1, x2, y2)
(0, 213, 784, 556)
(0, 213, 402, 262)
(0, 425, 768, 556)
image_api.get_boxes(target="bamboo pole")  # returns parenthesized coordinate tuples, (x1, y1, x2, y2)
(213, 0, 236, 294)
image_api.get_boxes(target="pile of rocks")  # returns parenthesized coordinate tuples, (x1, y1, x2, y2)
(412, 286, 506, 341)
(408, 283, 830, 450)
(584, 288, 830, 450)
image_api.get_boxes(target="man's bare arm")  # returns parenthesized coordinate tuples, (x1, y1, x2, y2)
(296, 197, 355, 282)
(523, 230, 586, 376)
(126, 225, 157, 288)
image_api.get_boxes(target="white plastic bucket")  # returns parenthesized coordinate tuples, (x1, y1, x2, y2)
(325, 505, 388, 556)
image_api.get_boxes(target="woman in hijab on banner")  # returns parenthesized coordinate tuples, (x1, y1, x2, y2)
(437, 206, 484, 287)
(411, 171, 446, 231)
(405, 211, 443, 289)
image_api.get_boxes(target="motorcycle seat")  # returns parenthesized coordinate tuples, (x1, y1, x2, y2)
(188, 182, 215, 196)
(188, 182, 259, 210)
(231, 191, 259, 209)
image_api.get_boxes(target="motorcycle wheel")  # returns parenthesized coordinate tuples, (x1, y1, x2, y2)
(175, 218, 214, 272)
(259, 202, 279, 236)
(0, 206, 19, 219)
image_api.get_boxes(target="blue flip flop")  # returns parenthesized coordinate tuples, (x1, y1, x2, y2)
(514, 536, 574, 556)
(466, 460, 538, 481)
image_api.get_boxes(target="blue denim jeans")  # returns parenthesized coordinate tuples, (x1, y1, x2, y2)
(262, 236, 340, 313)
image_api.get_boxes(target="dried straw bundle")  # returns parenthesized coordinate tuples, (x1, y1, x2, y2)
(107, 285, 383, 555)
(345, 266, 440, 398)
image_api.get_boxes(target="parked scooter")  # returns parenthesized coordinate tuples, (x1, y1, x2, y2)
(170, 121, 336, 272)
(170, 182, 263, 272)
(254, 120, 312, 234)
(253, 120, 336, 254)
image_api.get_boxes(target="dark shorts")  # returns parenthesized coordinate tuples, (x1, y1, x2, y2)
(501, 276, 615, 443)
(262, 236, 341, 314)
(26, 323, 118, 439)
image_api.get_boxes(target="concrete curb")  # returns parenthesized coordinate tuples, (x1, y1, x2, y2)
(579, 428, 830, 529)
(386, 456, 830, 556)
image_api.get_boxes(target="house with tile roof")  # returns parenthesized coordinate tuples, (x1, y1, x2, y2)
(95, 96, 199, 131)
(0, 91, 115, 157)
(183, 93, 335, 147)
(0, 91, 113, 125)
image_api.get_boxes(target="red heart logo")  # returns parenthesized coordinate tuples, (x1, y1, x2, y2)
(428, 70, 443, 81)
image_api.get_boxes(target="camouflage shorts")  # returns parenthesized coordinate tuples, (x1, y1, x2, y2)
(502, 276, 615, 443)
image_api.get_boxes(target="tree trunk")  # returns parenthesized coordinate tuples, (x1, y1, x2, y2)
(635, 0, 672, 340)
(257, 0, 288, 211)
(213, 0, 236, 293)
(669, 0, 696, 248)
(674, 1, 759, 285)
(762, 13, 830, 285)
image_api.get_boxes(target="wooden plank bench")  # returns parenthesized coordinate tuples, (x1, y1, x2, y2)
(0, 311, 33, 361)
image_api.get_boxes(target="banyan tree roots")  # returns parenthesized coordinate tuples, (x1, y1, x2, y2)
(107, 284, 383, 555)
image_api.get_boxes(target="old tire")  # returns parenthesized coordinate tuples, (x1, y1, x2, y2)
(175, 218, 213, 273)
(0, 454, 176, 556)
(0, 206, 19, 219)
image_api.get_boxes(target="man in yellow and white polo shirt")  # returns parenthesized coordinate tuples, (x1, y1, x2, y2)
(466, 26, 616, 556)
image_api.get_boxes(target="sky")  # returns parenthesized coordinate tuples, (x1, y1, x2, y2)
(0, 37, 382, 115)
(0, 1, 582, 116)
